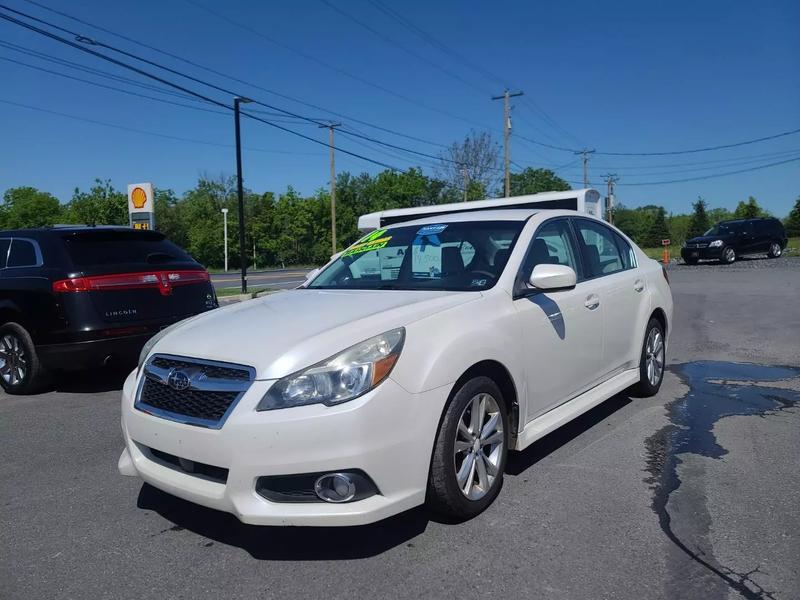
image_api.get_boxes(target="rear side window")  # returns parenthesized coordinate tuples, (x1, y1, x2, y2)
(61, 231, 193, 268)
(613, 232, 636, 269)
(0, 239, 10, 268)
(7, 239, 39, 268)
(575, 220, 625, 278)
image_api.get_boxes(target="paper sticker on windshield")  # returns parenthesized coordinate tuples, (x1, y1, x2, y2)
(416, 224, 448, 236)
(342, 228, 392, 258)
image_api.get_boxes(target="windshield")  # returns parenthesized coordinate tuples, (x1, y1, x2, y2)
(704, 223, 740, 236)
(308, 220, 524, 291)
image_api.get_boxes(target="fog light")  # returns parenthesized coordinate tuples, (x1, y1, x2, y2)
(315, 473, 356, 503)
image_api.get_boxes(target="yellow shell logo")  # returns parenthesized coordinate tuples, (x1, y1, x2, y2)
(131, 186, 148, 209)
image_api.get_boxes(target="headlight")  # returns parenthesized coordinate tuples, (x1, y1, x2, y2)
(257, 328, 405, 411)
(709, 240, 723, 247)
(137, 320, 185, 371)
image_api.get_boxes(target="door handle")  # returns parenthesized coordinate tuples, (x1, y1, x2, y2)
(634, 279, 645, 292)
(584, 294, 600, 310)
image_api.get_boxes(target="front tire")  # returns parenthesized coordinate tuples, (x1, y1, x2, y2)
(767, 242, 782, 258)
(0, 323, 49, 395)
(427, 376, 509, 520)
(632, 318, 665, 397)
(720, 246, 736, 264)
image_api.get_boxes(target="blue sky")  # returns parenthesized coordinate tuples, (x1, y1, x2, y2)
(1, 0, 798, 216)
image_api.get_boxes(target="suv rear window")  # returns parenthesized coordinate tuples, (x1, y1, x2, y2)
(61, 230, 194, 268)
(7, 239, 39, 267)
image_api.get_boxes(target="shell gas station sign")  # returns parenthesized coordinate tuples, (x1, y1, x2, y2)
(127, 183, 155, 230)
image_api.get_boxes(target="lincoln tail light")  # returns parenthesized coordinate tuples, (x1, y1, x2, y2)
(52, 270, 209, 296)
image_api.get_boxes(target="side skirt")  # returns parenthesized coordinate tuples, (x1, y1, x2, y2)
(514, 368, 640, 451)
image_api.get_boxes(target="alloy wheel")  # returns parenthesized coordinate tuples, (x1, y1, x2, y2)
(454, 392, 504, 500)
(0, 333, 27, 386)
(724, 247, 736, 263)
(770, 243, 781, 257)
(645, 328, 664, 387)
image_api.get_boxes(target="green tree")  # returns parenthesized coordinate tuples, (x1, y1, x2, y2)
(644, 207, 670, 247)
(509, 168, 571, 196)
(707, 207, 734, 224)
(66, 179, 127, 225)
(733, 196, 770, 219)
(785, 196, 800, 237)
(437, 131, 500, 199)
(688, 197, 710, 238)
(0, 187, 62, 228)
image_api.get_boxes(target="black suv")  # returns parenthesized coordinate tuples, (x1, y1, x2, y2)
(0, 227, 218, 394)
(681, 217, 788, 265)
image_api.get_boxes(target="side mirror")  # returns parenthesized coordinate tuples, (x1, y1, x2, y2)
(529, 264, 577, 291)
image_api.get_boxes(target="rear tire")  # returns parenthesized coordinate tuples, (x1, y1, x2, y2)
(427, 376, 509, 520)
(720, 246, 736, 264)
(767, 242, 782, 258)
(0, 323, 49, 395)
(632, 318, 665, 397)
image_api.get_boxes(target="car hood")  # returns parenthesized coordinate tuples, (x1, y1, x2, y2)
(151, 288, 480, 379)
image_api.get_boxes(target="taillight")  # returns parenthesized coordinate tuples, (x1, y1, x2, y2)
(52, 270, 209, 296)
(661, 265, 670, 285)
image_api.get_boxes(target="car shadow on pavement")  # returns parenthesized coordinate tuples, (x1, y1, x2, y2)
(49, 364, 132, 394)
(505, 393, 633, 476)
(136, 482, 429, 560)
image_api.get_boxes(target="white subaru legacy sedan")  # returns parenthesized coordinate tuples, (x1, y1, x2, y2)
(119, 208, 672, 526)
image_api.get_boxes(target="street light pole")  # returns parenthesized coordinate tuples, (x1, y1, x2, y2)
(234, 96, 252, 294)
(221, 208, 229, 272)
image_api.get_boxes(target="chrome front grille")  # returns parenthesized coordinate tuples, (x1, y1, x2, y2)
(686, 243, 709, 249)
(135, 354, 255, 428)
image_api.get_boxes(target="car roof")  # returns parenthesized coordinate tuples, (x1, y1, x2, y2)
(384, 208, 610, 230)
(385, 209, 541, 229)
(0, 225, 135, 236)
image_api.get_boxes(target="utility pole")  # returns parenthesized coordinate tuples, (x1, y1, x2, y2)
(221, 208, 229, 272)
(319, 121, 341, 255)
(460, 165, 470, 202)
(576, 148, 596, 189)
(492, 89, 523, 197)
(603, 173, 618, 224)
(234, 96, 252, 294)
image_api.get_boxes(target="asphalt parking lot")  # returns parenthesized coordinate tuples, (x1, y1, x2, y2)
(2, 257, 798, 600)
(210, 268, 311, 291)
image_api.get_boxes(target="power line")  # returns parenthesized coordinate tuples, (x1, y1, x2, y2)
(618, 157, 800, 186)
(0, 7, 402, 171)
(180, 0, 493, 130)
(595, 128, 800, 156)
(590, 148, 800, 170)
(15, 0, 453, 149)
(3, 5, 463, 173)
(610, 151, 800, 178)
(0, 97, 324, 155)
(319, 0, 490, 96)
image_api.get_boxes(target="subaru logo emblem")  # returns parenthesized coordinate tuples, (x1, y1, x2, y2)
(167, 369, 191, 391)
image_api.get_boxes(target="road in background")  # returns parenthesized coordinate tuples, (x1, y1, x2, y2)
(2, 257, 798, 600)
(210, 268, 312, 291)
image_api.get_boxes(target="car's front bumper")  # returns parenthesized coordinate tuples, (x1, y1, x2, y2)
(680, 246, 724, 261)
(118, 369, 451, 526)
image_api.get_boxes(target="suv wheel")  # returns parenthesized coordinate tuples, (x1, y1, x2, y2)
(632, 318, 666, 397)
(720, 246, 736, 264)
(767, 242, 782, 258)
(427, 376, 508, 520)
(0, 323, 49, 395)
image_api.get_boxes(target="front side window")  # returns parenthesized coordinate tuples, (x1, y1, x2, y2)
(7, 239, 39, 268)
(575, 220, 624, 277)
(519, 219, 579, 278)
(308, 220, 524, 291)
